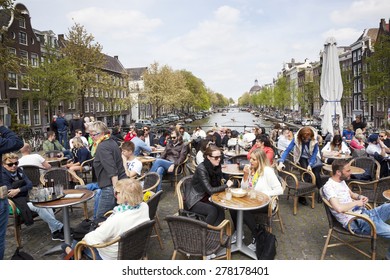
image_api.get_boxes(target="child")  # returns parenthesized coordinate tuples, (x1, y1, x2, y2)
(121, 141, 142, 178)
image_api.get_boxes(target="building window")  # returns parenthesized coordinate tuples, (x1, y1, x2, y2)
(33, 100, 40, 125)
(96, 102, 100, 112)
(90, 102, 94, 114)
(20, 74, 29, 90)
(21, 100, 30, 125)
(20, 50, 28, 65)
(19, 32, 27, 45)
(10, 98, 18, 119)
(85, 102, 89, 113)
(31, 53, 38, 67)
(8, 73, 17, 88)
(8, 48, 16, 55)
(18, 17, 26, 28)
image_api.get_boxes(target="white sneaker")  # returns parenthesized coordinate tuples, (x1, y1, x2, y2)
(206, 253, 216, 260)
(231, 231, 245, 244)
(248, 242, 256, 251)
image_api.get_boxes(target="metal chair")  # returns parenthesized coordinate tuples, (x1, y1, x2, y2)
(74, 220, 155, 260)
(165, 215, 231, 260)
(20, 165, 46, 187)
(319, 188, 377, 260)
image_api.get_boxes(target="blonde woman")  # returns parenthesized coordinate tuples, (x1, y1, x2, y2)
(62, 178, 149, 260)
(66, 137, 92, 174)
(230, 149, 283, 251)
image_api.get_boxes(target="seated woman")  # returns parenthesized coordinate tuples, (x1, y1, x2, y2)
(62, 178, 149, 260)
(185, 145, 233, 226)
(66, 137, 92, 181)
(321, 134, 351, 164)
(230, 148, 283, 251)
(196, 136, 214, 165)
(247, 134, 275, 165)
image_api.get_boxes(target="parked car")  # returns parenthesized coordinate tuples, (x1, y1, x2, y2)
(184, 118, 193, 123)
(135, 119, 155, 129)
(301, 118, 314, 126)
(167, 114, 180, 122)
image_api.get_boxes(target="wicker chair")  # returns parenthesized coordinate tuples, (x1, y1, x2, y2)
(175, 175, 193, 211)
(319, 188, 377, 260)
(228, 154, 248, 164)
(80, 157, 94, 183)
(165, 215, 232, 260)
(44, 150, 65, 167)
(41, 167, 89, 219)
(137, 172, 160, 193)
(277, 160, 316, 215)
(146, 190, 164, 249)
(170, 153, 190, 189)
(349, 156, 381, 182)
(20, 165, 46, 187)
(348, 176, 390, 207)
(74, 219, 155, 260)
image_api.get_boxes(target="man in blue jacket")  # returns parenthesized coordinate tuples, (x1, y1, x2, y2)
(55, 112, 69, 149)
(0, 120, 24, 259)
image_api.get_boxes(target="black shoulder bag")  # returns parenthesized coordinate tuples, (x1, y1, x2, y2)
(255, 224, 277, 260)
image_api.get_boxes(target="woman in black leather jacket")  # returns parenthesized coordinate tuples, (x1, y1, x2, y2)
(185, 145, 233, 226)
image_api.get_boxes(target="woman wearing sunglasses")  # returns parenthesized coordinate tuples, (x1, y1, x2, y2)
(186, 145, 233, 226)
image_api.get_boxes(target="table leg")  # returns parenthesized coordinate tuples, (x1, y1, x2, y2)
(42, 206, 71, 256)
(234, 210, 257, 259)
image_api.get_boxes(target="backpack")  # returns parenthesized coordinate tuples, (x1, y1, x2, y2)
(255, 225, 277, 260)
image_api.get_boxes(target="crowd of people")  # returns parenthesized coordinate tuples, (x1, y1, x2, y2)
(0, 112, 390, 261)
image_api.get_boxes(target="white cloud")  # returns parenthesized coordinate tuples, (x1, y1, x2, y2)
(331, 0, 390, 24)
(67, 7, 162, 39)
(322, 28, 363, 45)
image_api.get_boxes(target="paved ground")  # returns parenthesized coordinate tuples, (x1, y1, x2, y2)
(4, 178, 388, 260)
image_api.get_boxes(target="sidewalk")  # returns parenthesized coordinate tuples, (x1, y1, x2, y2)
(4, 179, 388, 260)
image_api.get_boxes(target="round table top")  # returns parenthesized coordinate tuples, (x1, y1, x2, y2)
(383, 189, 390, 201)
(45, 157, 67, 163)
(224, 150, 248, 157)
(33, 189, 94, 208)
(211, 190, 270, 211)
(137, 156, 156, 164)
(323, 153, 352, 160)
(322, 164, 365, 175)
(149, 148, 165, 154)
(222, 164, 244, 176)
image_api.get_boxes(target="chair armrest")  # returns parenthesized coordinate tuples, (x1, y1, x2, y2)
(8, 199, 18, 218)
(208, 219, 232, 244)
(345, 210, 377, 238)
(74, 237, 121, 260)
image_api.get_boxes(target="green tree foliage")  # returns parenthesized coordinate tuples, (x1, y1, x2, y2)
(364, 34, 390, 127)
(27, 44, 77, 117)
(180, 70, 210, 111)
(61, 22, 106, 114)
(273, 77, 290, 110)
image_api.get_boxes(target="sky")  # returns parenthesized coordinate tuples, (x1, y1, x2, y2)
(16, 0, 390, 101)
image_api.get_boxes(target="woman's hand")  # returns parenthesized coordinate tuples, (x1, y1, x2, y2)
(226, 180, 233, 188)
(243, 164, 251, 174)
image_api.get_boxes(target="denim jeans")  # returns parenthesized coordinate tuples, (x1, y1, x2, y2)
(95, 186, 115, 220)
(349, 203, 390, 258)
(0, 199, 8, 260)
(58, 130, 68, 149)
(150, 159, 174, 191)
(27, 202, 63, 233)
(85, 183, 101, 220)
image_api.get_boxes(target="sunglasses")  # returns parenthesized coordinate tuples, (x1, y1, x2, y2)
(210, 155, 221, 160)
(171, 136, 177, 140)
(5, 161, 18, 167)
(90, 132, 101, 137)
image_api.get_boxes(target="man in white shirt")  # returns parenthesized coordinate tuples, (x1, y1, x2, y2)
(366, 134, 390, 157)
(69, 129, 89, 149)
(322, 159, 390, 260)
(277, 127, 292, 153)
(18, 143, 51, 171)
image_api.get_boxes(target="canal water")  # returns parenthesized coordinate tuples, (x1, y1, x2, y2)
(186, 108, 275, 134)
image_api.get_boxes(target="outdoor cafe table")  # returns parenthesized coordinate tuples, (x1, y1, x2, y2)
(211, 191, 270, 259)
(322, 164, 365, 175)
(44, 156, 67, 167)
(137, 156, 156, 164)
(222, 163, 244, 176)
(224, 150, 248, 158)
(323, 153, 352, 160)
(33, 189, 94, 254)
(383, 189, 390, 201)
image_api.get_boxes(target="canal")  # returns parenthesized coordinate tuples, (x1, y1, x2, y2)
(185, 108, 275, 134)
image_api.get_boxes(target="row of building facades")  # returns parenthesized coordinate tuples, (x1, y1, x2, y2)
(0, 3, 153, 132)
(249, 18, 390, 129)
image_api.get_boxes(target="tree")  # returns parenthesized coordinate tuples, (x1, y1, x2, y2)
(364, 34, 390, 128)
(273, 77, 290, 110)
(180, 70, 210, 111)
(27, 44, 77, 118)
(61, 22, 106, 114)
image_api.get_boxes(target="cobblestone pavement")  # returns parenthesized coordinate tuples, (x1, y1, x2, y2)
(4, 179, 388, 260)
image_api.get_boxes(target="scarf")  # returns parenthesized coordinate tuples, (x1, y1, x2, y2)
(90, 134, 110, 157)
(112, 203, 140, 215)
(203, 158, 223, 188)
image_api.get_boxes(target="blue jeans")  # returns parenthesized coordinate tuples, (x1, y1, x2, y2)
(0, 199, 8, 260)
(150, 159, 174, 191)
(58, 130, 68, 149)
(85, 183, 101, 220)
(27, 202, 63, 233)
(350, 203, 390, 258)
(95, 186, 115, 220)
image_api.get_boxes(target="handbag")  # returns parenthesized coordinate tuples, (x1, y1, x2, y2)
(178, 209, 206, 222)
(255, 224, 277, 260)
